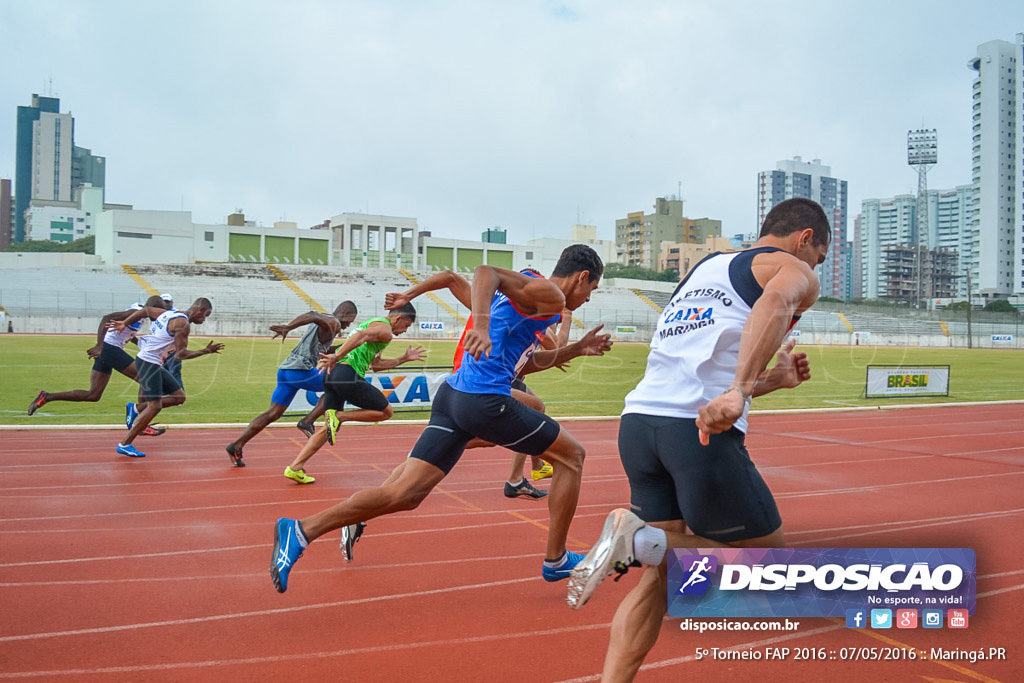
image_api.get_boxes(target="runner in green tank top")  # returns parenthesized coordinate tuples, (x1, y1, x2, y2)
(279, 303, 428, 486)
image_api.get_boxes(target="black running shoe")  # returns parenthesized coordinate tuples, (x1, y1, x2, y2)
(140, 425, 166, 437)
(296, 419, 315, 438)
(27, 391, 46, 416)
(226, 443, 246, 467)
(503, 479, 548, 499)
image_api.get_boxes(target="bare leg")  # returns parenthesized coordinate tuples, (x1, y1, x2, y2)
(122, 390, 184, 446)
(40, 370, 112, 403)
(507, 387, 545, 484)
(507, 452, 529, 483)
(332, 405, 393, 425)
(532, 426, 585, 560)
(299, 458, 447, 541)
(288, 427, 329, 471)
(602, 524, 785, 682)
(301, 395, 326, 426)
(231, 403, 288, 450)
(602, 520, 684, 682)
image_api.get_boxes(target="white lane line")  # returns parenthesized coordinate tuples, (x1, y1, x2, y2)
(0, 576, 539, 644)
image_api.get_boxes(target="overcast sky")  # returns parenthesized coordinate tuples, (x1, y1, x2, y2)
(2, 1, 1022, 245)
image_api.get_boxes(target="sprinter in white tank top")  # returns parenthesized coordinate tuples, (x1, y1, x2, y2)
(568, 198, 832, 682)
(107, 297, 224, 458)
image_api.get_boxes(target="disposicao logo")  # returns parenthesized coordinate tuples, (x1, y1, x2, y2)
(666, 548, 975, 619)
(677, 555, 718, 595)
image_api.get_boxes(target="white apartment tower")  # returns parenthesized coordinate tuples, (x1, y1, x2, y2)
(860, 186, 973, 301)
(967, 34, 1023, 302)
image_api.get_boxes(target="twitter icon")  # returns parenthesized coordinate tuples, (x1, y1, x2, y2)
(870, 609, 892, 629)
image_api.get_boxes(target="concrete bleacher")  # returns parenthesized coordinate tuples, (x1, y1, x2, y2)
(0, 265, 148, 318)
(2, 262, 1020, 346)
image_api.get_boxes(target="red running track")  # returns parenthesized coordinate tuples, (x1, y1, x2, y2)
(1, 403, 1022, 682)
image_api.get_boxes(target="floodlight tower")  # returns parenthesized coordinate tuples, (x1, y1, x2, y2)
(907, 129, 937, 307)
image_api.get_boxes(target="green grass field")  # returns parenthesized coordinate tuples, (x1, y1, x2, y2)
(1, 333, 1021, 426)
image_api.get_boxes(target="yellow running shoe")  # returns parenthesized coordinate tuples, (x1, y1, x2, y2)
(325, 409, 340, 445)
(531, 461, 553, 481)
(284, 466, 316, 485)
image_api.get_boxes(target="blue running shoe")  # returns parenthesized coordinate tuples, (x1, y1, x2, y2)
(126, 402, 139, 429)
(271, 518, 307, 593)
(116, 443, 146, 458)
(542, 550, 585, 582)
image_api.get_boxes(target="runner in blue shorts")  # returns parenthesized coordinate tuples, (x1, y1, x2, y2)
(27, 295, 168, 436)
(566, 197, 832, 682)
(270, 245, 609, 593)
(278, 304, 427, 486)
(224, 302, 357, 473)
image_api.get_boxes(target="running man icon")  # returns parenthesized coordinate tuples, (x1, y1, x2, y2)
(678, 555, 717, 595)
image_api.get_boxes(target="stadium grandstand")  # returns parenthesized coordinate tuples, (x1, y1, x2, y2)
(0, 263, 1021, 347)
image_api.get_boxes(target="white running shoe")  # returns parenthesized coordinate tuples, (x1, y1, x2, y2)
(566, 508, 645, 610)
(340, 522, 365, 562)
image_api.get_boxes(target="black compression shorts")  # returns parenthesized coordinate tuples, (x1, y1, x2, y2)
(408, 382, 560, 474)
(618, 412, 781, 543)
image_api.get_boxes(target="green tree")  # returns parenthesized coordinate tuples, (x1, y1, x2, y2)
(4, 235, 94, 254)
(604, 263, 679, 282)
(983, 299, 1018, 313)
(946, 301, 971, 312)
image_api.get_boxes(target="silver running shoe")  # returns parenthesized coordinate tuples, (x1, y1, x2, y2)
(566, 508, 645, 610)
(340, 522, 365, 562)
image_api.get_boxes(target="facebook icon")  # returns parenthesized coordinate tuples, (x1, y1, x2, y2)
(845, 609, 867, 629)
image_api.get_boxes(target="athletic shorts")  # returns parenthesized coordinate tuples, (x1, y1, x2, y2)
(164, 352, 183, 389)
(408, 382, 560, 474)
(135, 358, 182, 402)
(91, 342, 135, 376)
(618, 412, 781, 543)
(271, 367, 326, 406)
(322, 364, 390, 412)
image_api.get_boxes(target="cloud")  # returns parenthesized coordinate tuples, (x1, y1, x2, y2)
(1, 0, 1021, 244)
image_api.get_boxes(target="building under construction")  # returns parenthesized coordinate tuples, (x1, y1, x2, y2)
(880, 244, 959, 304)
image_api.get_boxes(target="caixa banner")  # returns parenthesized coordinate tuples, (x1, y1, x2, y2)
(667, 548, 975, 618)
(286, 369, 452, 413)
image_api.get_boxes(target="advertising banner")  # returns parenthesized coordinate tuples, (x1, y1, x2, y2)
(667, 547, 976, 619)
(286, 368, 451, 413)
(864, 365, 950, 398)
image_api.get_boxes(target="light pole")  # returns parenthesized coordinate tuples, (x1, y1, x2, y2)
(907, 129, 937, 308)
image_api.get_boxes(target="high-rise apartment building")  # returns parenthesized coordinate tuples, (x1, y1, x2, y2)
(757, 157, 848, 299)
(967, 34, 1023, 302)
(14, 94, 105, 242)
(860, 186, 973, 301)
(1, 178, 12, 250)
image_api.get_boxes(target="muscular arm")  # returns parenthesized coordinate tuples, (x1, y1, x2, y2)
(696, 255, 819, 442)
(386, 270, 472, 309)
(522, 324, 612, 375)
(750, 339, 811, 397)
(731, 260, 819, 396)
(95, 309, 133, 346)
(369, 344, 429, 372)
(109, 306, 165, 332)
(318, 320, 394, 372)
(169, 317, 223, 360)
(269, 311, 340, 343)
(463, 266, 565, 360)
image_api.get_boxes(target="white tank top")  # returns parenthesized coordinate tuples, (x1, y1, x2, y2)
(622, 247, 791, 434)
(102, 303, 145, 349)
(136, 310, 189, 365)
